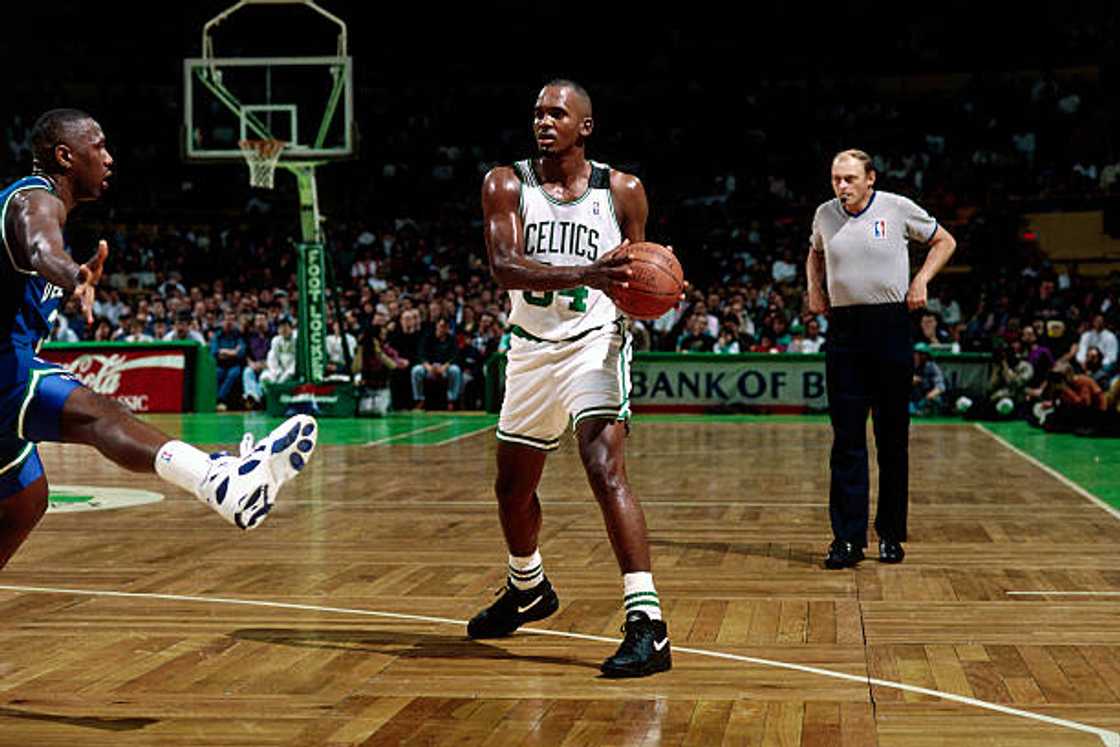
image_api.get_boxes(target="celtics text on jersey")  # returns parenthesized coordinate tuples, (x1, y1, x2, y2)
(508, 159, 623, 342)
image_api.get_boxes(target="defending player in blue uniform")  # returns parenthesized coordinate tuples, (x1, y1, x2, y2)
(0, 109, 318, 571)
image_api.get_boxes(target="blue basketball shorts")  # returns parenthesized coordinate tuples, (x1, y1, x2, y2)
(0, 355, 82, 499)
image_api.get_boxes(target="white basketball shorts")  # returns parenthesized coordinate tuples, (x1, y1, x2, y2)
(497, 321, 633, 451)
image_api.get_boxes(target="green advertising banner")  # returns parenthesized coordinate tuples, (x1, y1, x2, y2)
(296, 242, 328, 383)
(487, 352, 993, 413)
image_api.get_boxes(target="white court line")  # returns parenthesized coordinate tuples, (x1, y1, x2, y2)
(423, 423, 496, 447)
(0, 583, 1114, 746)
(277, 500, 828, 508)
(363, 422, 450, 447)
(974, 424, 1120, 524)
(384, 418, 950, 451)
(1007, 591, 1120, 597)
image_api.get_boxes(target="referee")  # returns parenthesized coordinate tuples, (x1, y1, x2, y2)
(807, 150, 957, 569)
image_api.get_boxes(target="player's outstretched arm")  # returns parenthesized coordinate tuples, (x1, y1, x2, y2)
(483, 167, 631, 293)
(7, 191, 81, 287)
(7, 190, 106, 322)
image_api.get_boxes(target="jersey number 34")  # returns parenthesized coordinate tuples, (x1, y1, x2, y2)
(524, 287, 589, 312)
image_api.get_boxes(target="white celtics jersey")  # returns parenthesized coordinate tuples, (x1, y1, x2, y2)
(508, 159, 623, 341)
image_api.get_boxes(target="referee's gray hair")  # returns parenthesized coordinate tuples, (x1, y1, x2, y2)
(833, 149, 874, 175)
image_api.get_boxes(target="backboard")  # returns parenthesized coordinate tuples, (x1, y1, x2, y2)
(182, 1, 354, 163)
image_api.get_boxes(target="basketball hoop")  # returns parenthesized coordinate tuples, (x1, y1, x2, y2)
(238, 138, 287, 188)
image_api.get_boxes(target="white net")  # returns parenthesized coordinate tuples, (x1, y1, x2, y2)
(238, 139, 287, 189)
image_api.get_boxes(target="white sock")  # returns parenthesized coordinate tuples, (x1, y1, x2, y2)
(154, 441, 215, 501)
(623, 571, 662, 621)
(508, 549, 544, 590)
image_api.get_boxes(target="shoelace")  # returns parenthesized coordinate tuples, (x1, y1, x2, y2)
(616, 624, 648, 655)
(211, 433, 257, 462)
(619, 618, 645, 636)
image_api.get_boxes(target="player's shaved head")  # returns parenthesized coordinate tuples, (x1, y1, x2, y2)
(31, 108, 95, 173)
(542, 79, 592, 118)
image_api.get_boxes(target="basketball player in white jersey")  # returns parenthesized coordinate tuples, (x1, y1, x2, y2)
(469, 80, 670, 678)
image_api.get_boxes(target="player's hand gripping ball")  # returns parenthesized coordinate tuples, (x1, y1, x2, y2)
(607, 242, 684, 320)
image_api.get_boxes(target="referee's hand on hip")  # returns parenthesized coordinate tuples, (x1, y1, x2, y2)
(906, 276, 928, 310)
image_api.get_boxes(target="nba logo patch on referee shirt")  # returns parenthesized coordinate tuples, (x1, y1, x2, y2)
(872, 219, 887, 238)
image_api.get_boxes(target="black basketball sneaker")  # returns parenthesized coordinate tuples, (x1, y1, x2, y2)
(600, 610, 672, 678)
(466, 577, 560, 638)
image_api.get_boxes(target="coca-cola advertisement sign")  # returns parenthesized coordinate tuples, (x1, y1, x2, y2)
(40, 349, 187, 412)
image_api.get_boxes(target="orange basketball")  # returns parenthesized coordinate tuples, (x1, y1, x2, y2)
(608, 242, 684, 320)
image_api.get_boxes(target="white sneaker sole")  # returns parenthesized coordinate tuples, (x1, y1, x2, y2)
(255, 414, 318, 488)
(208, 415, 318, 531)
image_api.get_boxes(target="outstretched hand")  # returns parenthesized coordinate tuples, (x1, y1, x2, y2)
(586, 238, 634, 292)
(74, 239, 108, 325)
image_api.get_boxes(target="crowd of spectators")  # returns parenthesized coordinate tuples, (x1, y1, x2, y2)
(40, 203, 1120, 435)
(7, 37, 1118, 430)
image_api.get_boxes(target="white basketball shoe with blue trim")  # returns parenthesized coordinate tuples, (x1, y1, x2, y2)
(201, 414, 318, 530)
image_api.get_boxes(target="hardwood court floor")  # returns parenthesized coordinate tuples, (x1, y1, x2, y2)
(0, 415, 1118, 746)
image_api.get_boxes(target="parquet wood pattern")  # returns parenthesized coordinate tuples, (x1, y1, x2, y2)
(0, 421, 1116, 745)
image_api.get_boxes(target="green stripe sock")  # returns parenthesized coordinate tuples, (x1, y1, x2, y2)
(623, 571, 662, 621)
(509, 549, 544, 591)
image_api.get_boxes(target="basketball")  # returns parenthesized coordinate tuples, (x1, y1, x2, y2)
(608, 242, 684, 320)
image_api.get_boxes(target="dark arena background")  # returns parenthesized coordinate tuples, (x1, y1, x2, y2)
(1, 2, 1119, 745)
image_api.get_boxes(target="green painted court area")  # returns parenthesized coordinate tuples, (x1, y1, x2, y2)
(980, 420, 1120, 511)
(46, 494, 93, 504)
(137, 412, 1120, 512)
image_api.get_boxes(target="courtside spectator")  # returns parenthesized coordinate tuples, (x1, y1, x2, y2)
(911, 343, 946, 416)
(927, 287, 962, 326)
(325, 318, 359, 381)
(163, 309, 206, 344)
(211, 312, 246, 410)
(261, 317, 298, 390)
(800, 318, 825, 353)
(714, 322, 740, 354)
(1022, 325, 1055, 387)
(411, 317, 462, 409)
(917, 311, 950, 348)
(1037, 362, 1108, 433)
(390, 308, 423, 366)
(677, 314, 716, 353)
(1076, 314, 1117, 374)
(123, 317, 154, 343)
(241, 313, 273, 410)
(459, 312, 501, 409)
(1082, 347, 1113, 389)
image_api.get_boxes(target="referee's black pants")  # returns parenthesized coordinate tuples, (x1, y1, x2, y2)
(825, 303, 911, 547)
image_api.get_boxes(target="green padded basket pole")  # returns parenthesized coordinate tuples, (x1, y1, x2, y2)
(296, 242, 329, 384)
(291, 163, 327, 384)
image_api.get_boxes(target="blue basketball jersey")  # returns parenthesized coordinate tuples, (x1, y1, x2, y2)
(0, 176, 67, 356)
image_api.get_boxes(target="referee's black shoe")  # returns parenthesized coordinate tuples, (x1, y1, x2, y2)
(600, 611, 672, 678)
(467, 577, 559, 639)
(878, 539, 905, 564)
(824, 540, 865, 569)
